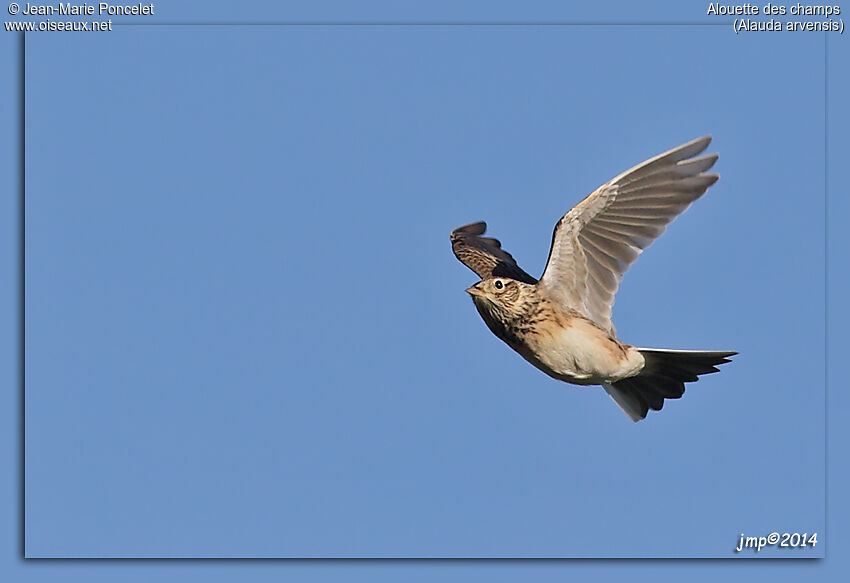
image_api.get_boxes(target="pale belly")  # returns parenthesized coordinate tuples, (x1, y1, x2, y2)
(516, 319, 645, 386)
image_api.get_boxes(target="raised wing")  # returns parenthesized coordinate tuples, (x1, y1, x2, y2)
(450, 221, 537, 284)
(539, 136, 719, 335)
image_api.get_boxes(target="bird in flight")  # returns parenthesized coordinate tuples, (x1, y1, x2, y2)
(451, 136, 735, 422)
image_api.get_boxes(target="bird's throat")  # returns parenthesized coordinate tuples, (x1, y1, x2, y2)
(471, 295, 524, 346)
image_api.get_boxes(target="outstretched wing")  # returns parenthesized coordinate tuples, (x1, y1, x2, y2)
(539, 136, 719, 335)
(450, 221, 537, 284)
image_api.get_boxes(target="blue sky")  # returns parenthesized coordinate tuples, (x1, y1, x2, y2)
(2, 0, 849, 580)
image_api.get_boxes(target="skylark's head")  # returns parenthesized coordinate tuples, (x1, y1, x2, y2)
(465, 277, 535, 321)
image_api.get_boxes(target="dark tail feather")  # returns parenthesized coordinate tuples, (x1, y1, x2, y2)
(603, 349, 737, 422)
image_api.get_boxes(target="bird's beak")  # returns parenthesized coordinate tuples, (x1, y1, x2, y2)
(466, 284, 485, 298)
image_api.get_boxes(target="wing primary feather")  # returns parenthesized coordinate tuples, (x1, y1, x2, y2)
(450, 221, 538, 284)
(538, 136, 720, 333)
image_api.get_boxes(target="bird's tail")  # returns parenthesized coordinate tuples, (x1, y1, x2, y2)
(602, 348, 736, 422)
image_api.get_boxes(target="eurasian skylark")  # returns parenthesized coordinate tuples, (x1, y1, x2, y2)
(451, 136, 736, 421)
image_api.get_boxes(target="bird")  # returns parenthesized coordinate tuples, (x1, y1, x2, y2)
(450, 136, 736, 422)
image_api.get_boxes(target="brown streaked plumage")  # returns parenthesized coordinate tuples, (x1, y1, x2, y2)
(451, 136, 736, 422)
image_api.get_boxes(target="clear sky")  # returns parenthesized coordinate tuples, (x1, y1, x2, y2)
(2, 0, 848, 580)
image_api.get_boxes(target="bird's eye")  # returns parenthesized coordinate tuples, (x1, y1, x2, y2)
(494, 280, 504, 290)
